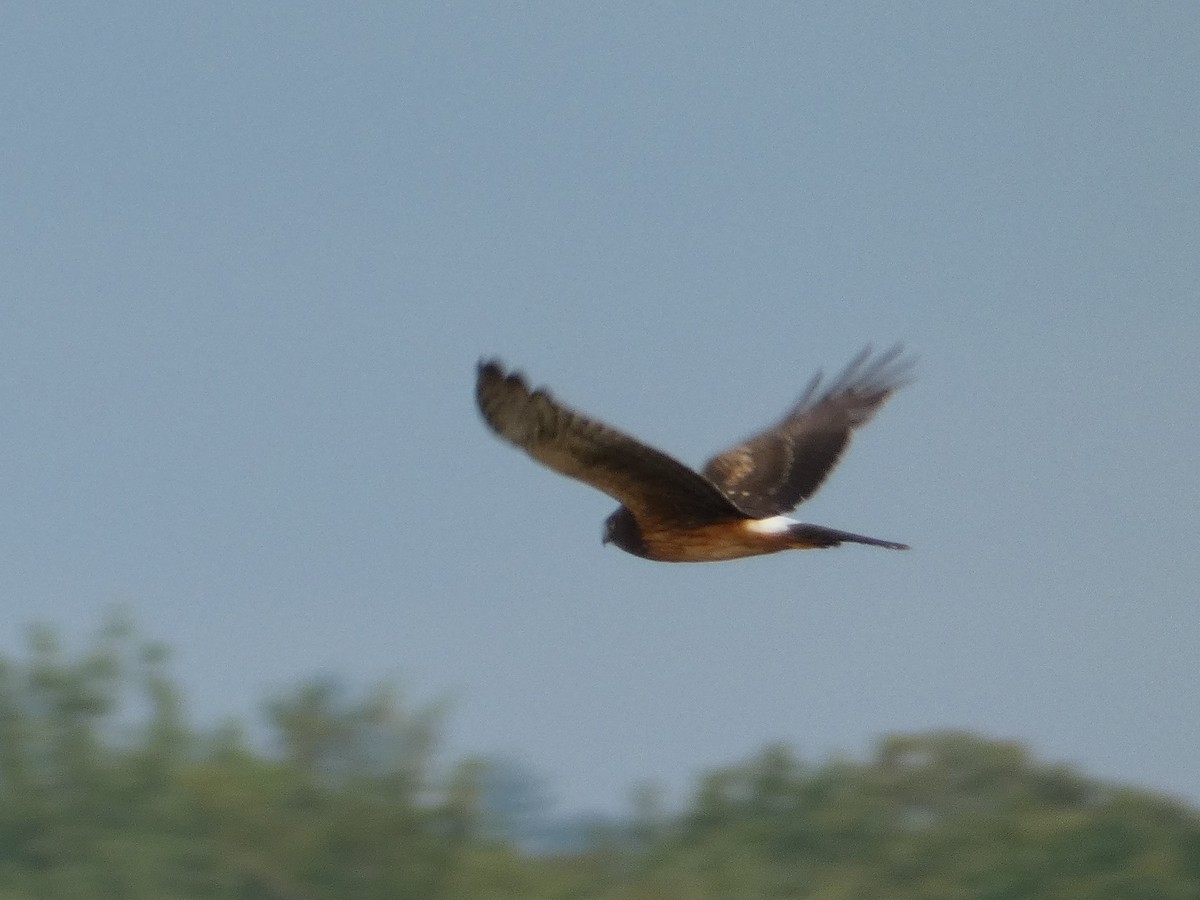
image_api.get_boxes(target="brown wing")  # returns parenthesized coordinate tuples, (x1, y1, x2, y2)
(701, 345, 913, 517)
(476, 360, 743, 525)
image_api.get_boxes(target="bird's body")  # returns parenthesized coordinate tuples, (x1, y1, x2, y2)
(475, 347, 912, 563)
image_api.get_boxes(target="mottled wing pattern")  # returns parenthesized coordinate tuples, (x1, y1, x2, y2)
(701, 345, 913, 517)
(476, 361, 742, 524)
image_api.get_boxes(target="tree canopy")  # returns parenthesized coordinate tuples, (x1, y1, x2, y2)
(1, 613, 1196, 899)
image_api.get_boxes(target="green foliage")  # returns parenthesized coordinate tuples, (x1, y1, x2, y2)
(0, 613, 1198, 899)
(644, 732, 1200, 899)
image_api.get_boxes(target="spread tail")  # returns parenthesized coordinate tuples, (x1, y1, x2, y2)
(789, 523, 909, 551)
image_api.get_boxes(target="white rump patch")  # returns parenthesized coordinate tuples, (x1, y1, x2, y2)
(743, 515, 798, 535)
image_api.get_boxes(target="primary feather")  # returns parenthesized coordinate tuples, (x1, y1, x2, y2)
(475, 360, 741, 525)
(701, 345, 913, 517)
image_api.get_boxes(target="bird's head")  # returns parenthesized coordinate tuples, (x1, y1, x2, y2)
(602, 511, 619, 546)
(602, 506, 648, 558)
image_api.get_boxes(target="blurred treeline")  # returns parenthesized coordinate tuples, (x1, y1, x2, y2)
(1, 614, 1197, 899)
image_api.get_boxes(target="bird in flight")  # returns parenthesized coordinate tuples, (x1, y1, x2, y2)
(475, 346, 912, 562)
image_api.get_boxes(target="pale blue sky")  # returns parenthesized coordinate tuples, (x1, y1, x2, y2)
(2, 4, 1198, 815)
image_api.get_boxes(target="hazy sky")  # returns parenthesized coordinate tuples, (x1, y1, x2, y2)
(3, 5, 1198, 816)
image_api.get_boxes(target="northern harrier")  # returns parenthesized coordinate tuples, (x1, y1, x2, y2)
(475, 347, 912, 562)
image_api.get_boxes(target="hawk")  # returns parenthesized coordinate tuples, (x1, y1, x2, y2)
(475, 346, 912, 562)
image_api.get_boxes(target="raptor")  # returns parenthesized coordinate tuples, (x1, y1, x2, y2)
(475, 347, 912, 562)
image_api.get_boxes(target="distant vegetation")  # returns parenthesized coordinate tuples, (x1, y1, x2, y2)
(1, 613, 1197, 898)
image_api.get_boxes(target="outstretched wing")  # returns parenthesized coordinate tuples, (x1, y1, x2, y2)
(702, 345, 913, 517)
(476, 360, 742, 524)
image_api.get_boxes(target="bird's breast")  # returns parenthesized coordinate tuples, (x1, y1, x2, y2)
(636, 518, 797, 562)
